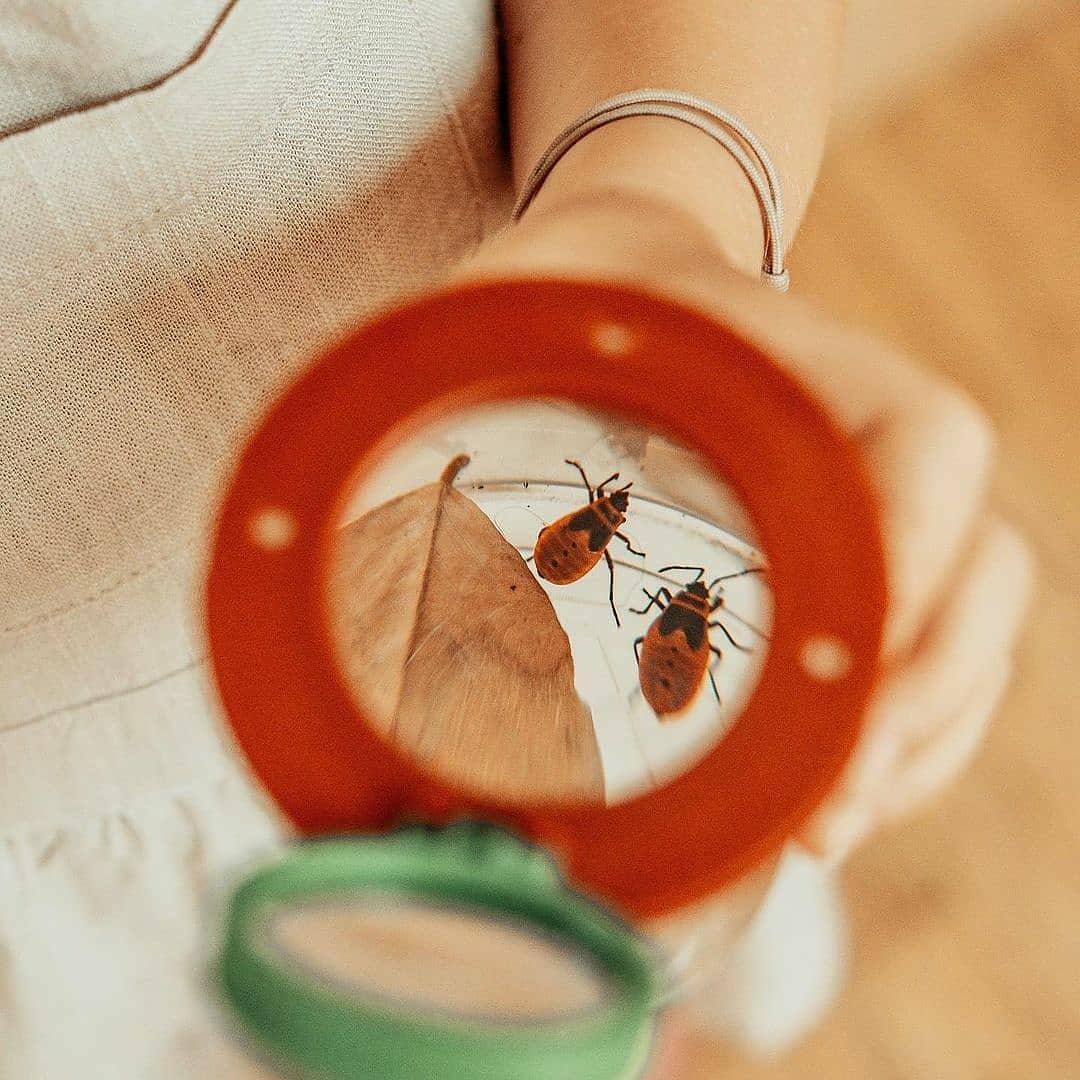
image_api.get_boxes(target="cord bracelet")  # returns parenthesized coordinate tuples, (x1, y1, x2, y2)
(512, 89, 789, 292)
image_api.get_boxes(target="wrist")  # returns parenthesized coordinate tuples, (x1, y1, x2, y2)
(456, 185, 754, 319)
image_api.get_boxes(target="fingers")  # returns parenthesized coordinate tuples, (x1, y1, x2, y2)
(807, 662, 1015, 863)
(711, 279, 1032, 861)
(857, 389, 995, 657)
(873, 517, 1033, 742)
(805, 661, 1013, 864)
(880, 659, 1012, 824)
(799, 516, 1034, 863)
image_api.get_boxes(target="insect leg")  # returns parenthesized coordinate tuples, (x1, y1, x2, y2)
(633, 636, 644, 664)
(707, 664, 722, 704)
(630, 587, 671, 615)
(604, 548, 621, 627)
(709, 622, 752, 652)
(565, 459, 594, 501)
(614, 531, 646, 557)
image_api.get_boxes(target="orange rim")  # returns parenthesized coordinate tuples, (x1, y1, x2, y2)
(205, 279, 887, 919)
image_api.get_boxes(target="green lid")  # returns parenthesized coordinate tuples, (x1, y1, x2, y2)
(213, 822, 661, 1079)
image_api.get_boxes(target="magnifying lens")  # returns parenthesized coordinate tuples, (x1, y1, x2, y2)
(204, 280, 886, 1079)
(326, 396, 771, 807)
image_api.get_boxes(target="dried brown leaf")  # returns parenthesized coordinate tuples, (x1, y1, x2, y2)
(328, 456, 603, 803)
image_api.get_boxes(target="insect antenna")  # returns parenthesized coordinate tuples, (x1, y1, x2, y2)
(707, 566, 765, 590)
(657, 564, 706, 582)
(594, 471, 621, 496)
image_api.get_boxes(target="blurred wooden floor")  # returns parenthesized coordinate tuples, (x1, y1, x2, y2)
(689, 6, 1080, 1078)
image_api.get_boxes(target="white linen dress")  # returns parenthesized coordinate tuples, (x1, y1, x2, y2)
(0, 2, 506, 1075)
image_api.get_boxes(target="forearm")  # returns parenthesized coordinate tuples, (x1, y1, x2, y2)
(499, 1, 845, 275)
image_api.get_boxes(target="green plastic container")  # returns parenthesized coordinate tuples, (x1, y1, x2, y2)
(214, 822, 662, 1080)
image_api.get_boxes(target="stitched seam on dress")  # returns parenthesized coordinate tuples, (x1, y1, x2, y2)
(0, 192, 201, 295)
(406, 0, 485, 250)
(0, 656, 205, 734)
(0, 0, 243, 145)
(0, 541, 192, 636)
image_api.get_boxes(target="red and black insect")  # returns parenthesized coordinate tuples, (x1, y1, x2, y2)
(533, 459, 645, 626)
(632, 565, 760, 718)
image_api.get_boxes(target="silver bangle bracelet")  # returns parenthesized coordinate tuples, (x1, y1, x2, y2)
(511, 89, 790, 292)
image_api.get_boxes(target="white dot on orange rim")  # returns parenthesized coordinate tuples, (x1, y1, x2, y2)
(249, 507, 298, 551)
(800, 635, 852, 683)
(589, 322, 634, 356)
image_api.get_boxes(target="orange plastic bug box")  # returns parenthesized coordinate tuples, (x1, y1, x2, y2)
(203, 278, 887, 1078)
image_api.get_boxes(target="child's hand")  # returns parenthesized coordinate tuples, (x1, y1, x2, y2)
(457, 191, 1035, 860)
(703, 261, 1036, 862)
